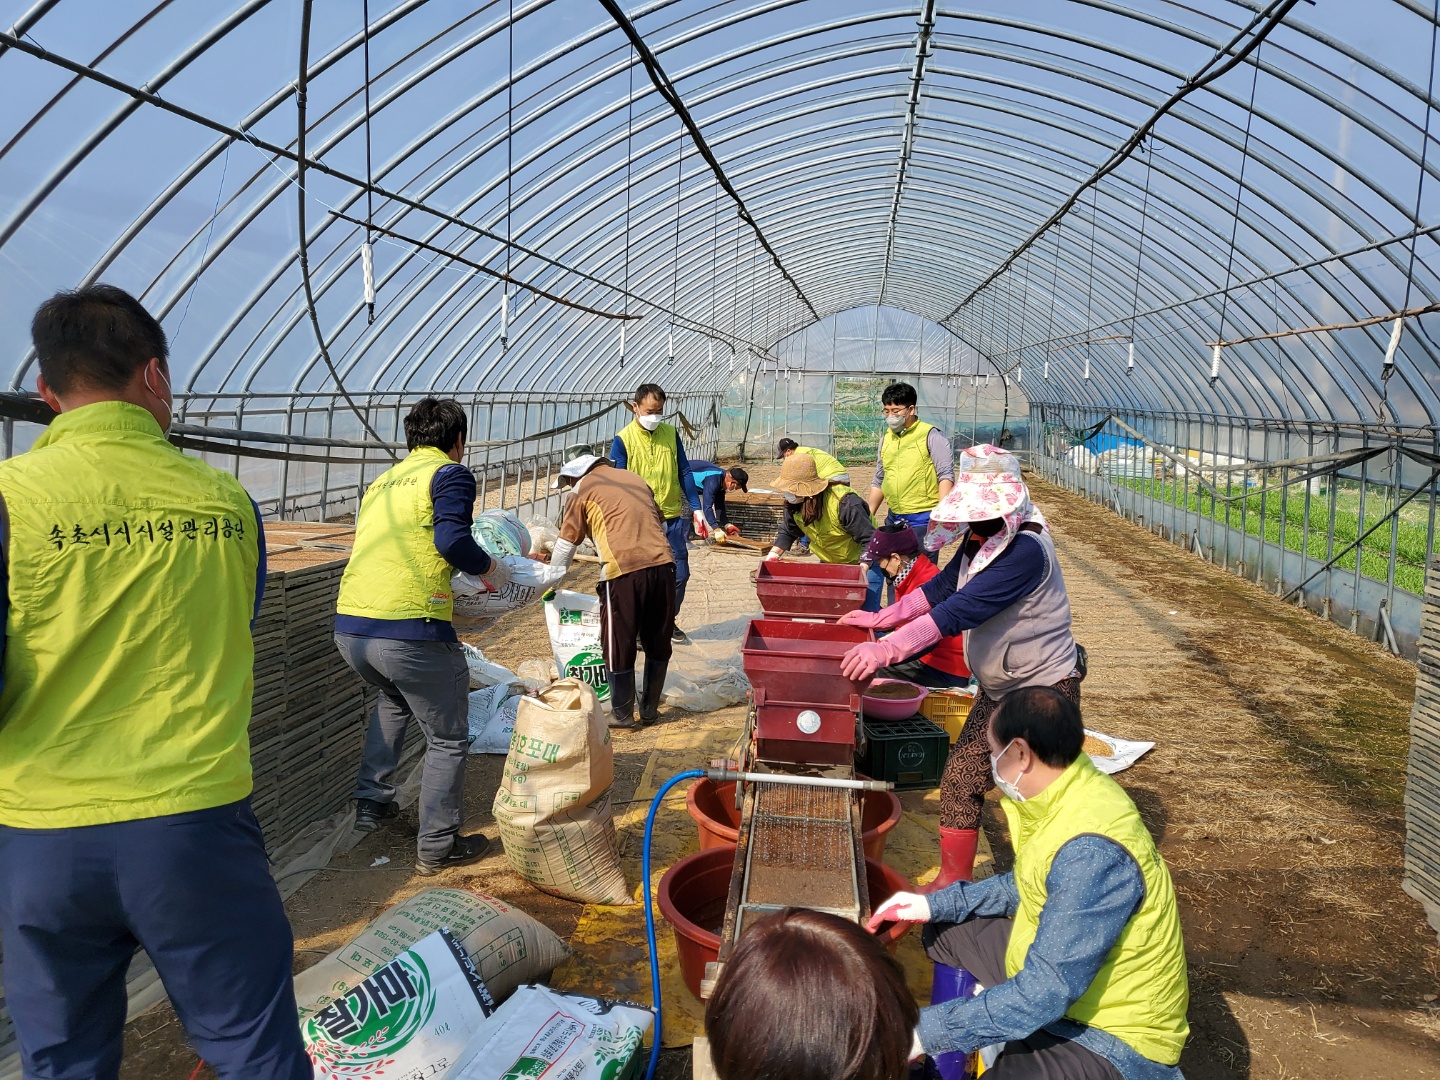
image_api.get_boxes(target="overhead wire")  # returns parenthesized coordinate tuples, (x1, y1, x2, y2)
(1126, 139, 1155, 377)
(502, 0, 515, 354)
(295, 0, 394, 455)
(944, 0, 1304, 321)
(593, 0, 820, 321)
(1391, 0, 1440, 396)
(1212, 39, 1264, 384)
(0, 28, 758, 350)
(361, 0, 376, 325)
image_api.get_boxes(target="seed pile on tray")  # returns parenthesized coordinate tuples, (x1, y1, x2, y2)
(1406, 555, 1440, 923)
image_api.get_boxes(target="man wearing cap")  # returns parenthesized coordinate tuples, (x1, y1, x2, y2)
(688, 460, 749, 538)
(839, 446, 1081, 890)
(776, 437, 850, 484)
(549, 455, 676, 729)
(864, 524, 971, 690)
(766, 455, 874, 563)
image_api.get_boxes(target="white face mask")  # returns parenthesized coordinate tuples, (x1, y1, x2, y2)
(783, 492, 801, 505)
(990, 739, 1025, 802)
(145, 364, 174, 434)
(885, 413, 907, 432)
(637, 413, 662, 432)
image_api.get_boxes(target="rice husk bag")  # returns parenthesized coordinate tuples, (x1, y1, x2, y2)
(293, 888, 569, 1023)
(543, 590, 611, 710)
(302, 929, 495, 1080)
(447, 985, 652, 1080)
(492, 679, 632, 905)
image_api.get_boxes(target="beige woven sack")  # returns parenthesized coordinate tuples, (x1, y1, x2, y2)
(492, 679, 631, 904)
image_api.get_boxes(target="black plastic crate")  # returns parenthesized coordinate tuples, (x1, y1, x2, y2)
(856, 715, 949, 790)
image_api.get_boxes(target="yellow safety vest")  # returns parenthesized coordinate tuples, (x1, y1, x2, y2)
(792, 484, 863, 564)
(0, 401, 260, 827)
(617, 419, 683, 518)
(338, 446, 456, 623)
(1003, 755, 1190, 1065)
(881, 419, 940, 514)
(797, 445, 847, 480)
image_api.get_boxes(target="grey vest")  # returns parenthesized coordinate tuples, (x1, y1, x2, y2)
(963, 527, 1077, 695)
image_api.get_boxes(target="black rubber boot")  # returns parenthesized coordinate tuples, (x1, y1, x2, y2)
(608, 669, 639, 729)
(639, 659, 668, 725)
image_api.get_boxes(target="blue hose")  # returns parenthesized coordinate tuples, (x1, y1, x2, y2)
(641, 769, 706, 1080)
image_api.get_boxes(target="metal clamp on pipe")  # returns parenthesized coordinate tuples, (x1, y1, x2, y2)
(704, 769, 893, 792)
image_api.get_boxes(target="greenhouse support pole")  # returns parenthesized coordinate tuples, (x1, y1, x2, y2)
(1386, 445, 1403, 612)
(1353, 434, 1369, 631)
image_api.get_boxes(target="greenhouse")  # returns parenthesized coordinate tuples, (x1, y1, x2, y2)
(0, 1, 1438, 1077)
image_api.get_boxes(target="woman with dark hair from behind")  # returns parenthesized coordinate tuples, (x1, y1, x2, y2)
(705, 908, 918, 1080)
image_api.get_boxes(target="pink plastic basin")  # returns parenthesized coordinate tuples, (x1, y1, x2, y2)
(657, 844, 913, 1001)
(861, 678, 929, 720)
(685, 777, 903, 861)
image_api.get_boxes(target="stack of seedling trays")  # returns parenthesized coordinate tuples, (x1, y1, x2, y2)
(1406, 555, 1440, 929)
(718, 490, 787, 540)
(250, 526, 381, 852)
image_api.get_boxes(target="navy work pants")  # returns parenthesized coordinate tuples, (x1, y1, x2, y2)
(663, 516, 691, 617)
(0, 800, 311, 1080)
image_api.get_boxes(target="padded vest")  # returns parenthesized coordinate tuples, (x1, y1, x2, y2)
(792, 484, 863, 564)
(796, 445, 847, 480)
(337, 446, 455, 622)
(0, 401, 259, 827)
(618, 419, 683, 518)
(1003, 755, 1190, 1065)
(961, 528, 1076, 695)
(880, 419, 940, 514)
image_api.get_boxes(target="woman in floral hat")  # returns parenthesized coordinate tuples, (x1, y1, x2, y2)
(838, 446, 1082, 889)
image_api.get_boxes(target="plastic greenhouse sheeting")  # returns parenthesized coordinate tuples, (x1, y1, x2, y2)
(0, 0, 1436, 435)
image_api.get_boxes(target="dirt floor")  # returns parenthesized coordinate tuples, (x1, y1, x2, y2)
(120, 468, 1439, 1078)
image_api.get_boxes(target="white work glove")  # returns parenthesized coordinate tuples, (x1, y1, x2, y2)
(910, 1030, 925, 1062)
(865, 891, 931, 932)
(480, 555, 513, 591)
(550, 537, 577, 574)
(692, 510, 709, 539)
(764, 547, 784, 561)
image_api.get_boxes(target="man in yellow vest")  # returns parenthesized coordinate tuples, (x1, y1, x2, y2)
(336, 398, 510, 874)
(610, 383, 700, 644)
(0, 286, 312, 1078)
(776, 437, 850, 484)
(864, 382, 953, 609)
(871, 687, 1189, 1078)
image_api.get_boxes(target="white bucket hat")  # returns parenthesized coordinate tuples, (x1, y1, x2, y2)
(552, 453, 604, 489)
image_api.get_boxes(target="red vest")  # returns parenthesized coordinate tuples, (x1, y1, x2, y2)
(895, 557, 971, 678)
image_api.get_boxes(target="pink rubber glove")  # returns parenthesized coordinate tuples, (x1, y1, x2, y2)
(840, 615, 944, 681)
(837, 587, 933, 631)
(838, 608, 891, 629)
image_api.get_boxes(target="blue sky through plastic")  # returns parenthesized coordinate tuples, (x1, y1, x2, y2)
(0, 0, 1437, 428)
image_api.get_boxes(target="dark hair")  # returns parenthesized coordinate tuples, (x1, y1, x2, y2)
(31, 284, 168, 396)
(706, 908, 917, 1080)
(777, 437, 799, 456)
(634, 382, 667, 405)
(881, 382, 917, 408)
(991, 685, 1084, 767)
(403, 397, 468, 452)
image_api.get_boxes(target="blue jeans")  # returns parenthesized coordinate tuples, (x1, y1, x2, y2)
(0, 800, 311, 1080)
(863, 510, 937, 611)
(664, 516, 692, 616)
